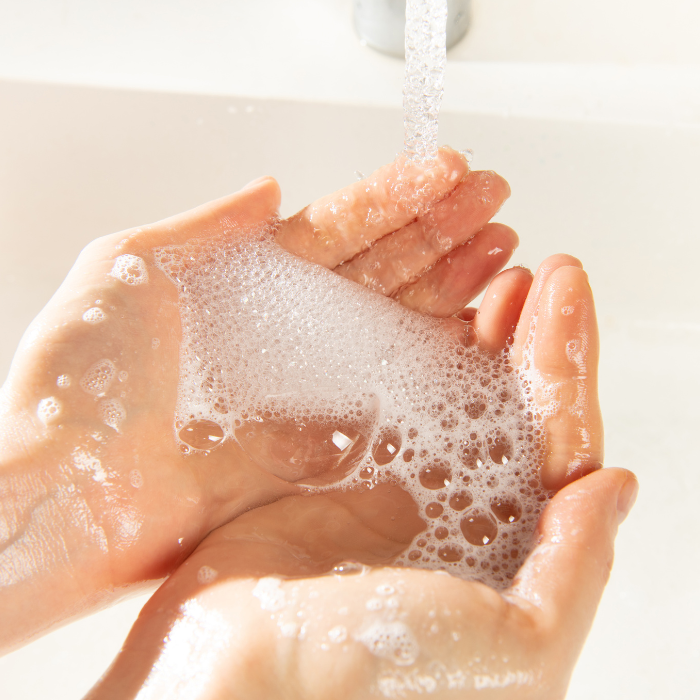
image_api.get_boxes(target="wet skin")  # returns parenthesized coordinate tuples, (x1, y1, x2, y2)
(0, 146, 618, 687)
(85, 246, 625, 700)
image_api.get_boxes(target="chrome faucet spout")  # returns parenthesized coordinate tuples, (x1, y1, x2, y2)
(353, 0, 471, 58)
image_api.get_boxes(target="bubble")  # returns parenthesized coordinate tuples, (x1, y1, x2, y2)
(82, 307, 106, 324)
(465, 393, 487, 420)
(99, 398, 126, 432)
(419, 464, 451, 490)
(461, 510, 499, 546)
(490, 496, 523, 524)
(332, 561, 367, 576)
(80, 359, 116, 396)
(488, 434, 512, 465)
(118, 371, 129, 382)
(178, 419, 225, 451)
(56, 374, 71, 388)
(425, 502, 443, 518)
(110, 254, 148, 286)
(129, 469, 143, 488)
(448, 491, 473, 511)
(561, 306, 574, 316)
(37, 397, 61, 425)
(438, 544, 464, 562)
(235, 411, 374, 486)
(372, 427, 402, 466)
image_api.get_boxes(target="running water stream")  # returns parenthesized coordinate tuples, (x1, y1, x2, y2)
(403, 0, 448, 161)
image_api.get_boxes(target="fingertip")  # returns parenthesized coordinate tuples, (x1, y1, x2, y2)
(512, 255, 584, 362)
(238, 175, 282, 212)
(616, 472, 639, 524)
(472, 263, 533, 352)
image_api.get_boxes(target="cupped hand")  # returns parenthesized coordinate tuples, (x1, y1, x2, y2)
(85, 463, 636, 700)
(85, 255, 626, 700)
(0, 148, 518, 650)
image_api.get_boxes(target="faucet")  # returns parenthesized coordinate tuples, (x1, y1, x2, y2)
(353, 0, 471, 58)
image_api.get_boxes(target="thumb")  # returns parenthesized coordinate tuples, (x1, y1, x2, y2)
(507, 468, 638, 645)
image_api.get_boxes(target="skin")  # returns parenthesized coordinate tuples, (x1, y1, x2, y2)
(0, 146, 630, 699)
(0, 147, 520, 652)
(85, 256, 631, 700)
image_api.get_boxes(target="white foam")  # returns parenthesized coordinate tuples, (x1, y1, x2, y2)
(80, 359, 117, 396)
(99, 397, 126, 432)
(155, 230, 550, 588)
(82, 307, 106, 324)
(110, 254, 148, 286)
(56, 374, 71, 388)
(37, 397, 61, 425)
(356, 620, 420, 666)
(253, 576, 287, 612)
(403, 0, 447, 161)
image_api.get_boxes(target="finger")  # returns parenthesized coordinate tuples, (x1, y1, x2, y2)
(334, 170, 511, 295)
(531, 266, 604, 489)
(472, 266, 534, 353)
(275, 147, 468, 268)
(394, 223, 518, 317)
(507, 468, 638, 657)
(511, 253, 582, 365)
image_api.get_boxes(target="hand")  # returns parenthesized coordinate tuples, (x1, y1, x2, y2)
(85, 256, 632, 700)
(0, 148, 516, 650)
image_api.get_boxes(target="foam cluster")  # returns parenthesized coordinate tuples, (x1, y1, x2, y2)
(110, 254, 148, 286)
(156, 228, 550, 589)
(403, 0, 447, 161)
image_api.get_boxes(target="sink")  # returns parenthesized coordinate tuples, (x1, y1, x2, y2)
(0, 1, 699, 698)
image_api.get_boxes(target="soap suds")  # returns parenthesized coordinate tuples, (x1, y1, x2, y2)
(155, 227, 551, 588)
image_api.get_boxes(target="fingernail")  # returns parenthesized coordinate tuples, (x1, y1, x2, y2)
(241, 176, 268, 191)
(617, 476, 639, 524)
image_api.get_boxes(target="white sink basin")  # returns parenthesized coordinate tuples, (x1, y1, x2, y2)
(1, 77, 698, 700)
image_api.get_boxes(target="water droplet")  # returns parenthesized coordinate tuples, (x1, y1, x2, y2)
(332, 561, 367, 576)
